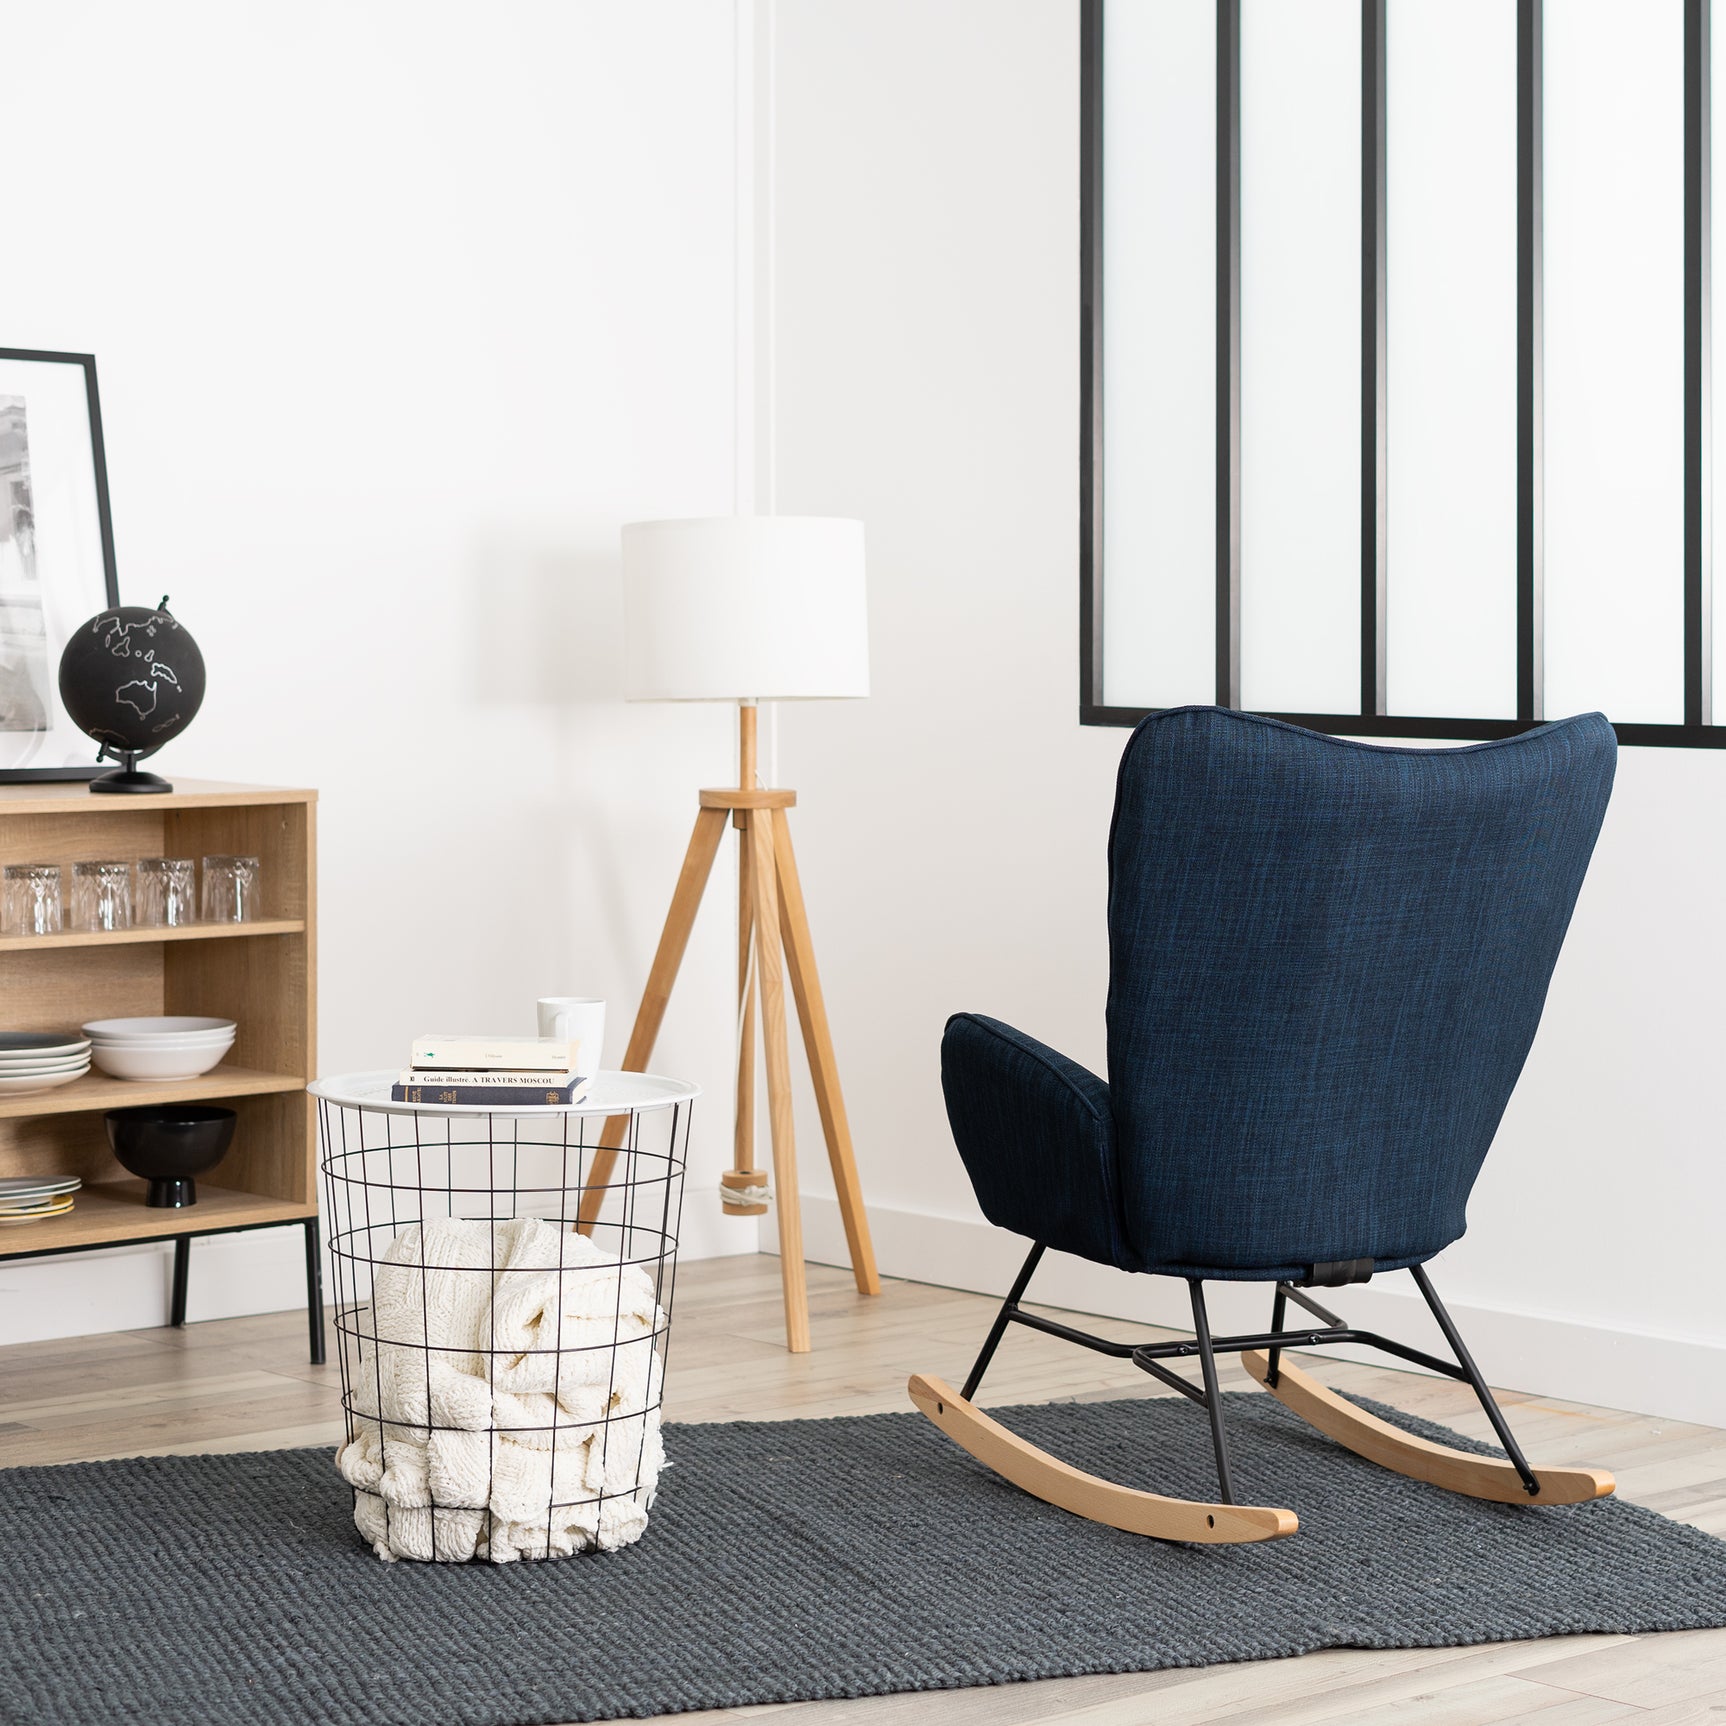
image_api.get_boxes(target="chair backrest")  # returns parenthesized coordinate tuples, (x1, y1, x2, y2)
(1106, 707, 1615, 1280)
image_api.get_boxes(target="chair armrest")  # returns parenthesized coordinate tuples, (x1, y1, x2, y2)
(940, 1014, 1137, 1271)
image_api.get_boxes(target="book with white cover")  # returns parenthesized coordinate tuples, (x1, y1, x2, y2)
(409, 1035, 577, 1072)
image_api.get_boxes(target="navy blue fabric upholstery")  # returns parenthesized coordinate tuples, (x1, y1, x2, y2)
(942, 708, 1615, 1283)
(941, 1013, 1139, 1271)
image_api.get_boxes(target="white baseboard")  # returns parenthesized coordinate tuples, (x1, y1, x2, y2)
(0, 1229, 314, 1345)
(0, 1185, 758, 1349)
(677, 1190, 763, 1263)
(17, 1185, 1713, 1432)
(769, 1195, 1726, 1430)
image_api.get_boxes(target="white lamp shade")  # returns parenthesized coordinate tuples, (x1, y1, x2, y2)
(622, 515, 869, 701)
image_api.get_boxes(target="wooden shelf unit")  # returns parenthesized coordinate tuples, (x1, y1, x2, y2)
(0, 917, 305, 954)
(0, 1065, 304, 1122)
(2, 1178, 315, 1252)
(0, 781, 320, 1353)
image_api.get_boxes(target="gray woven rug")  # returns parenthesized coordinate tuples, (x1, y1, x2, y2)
(4, 1390, 1725, 1726)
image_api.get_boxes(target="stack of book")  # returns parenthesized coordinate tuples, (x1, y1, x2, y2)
(391, 1035, 592, 1106)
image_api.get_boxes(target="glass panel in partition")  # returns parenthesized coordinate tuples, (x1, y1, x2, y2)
(1544, 0, 1685, 724)
(1100, 0, 1217, 711)
(1239, 0, 1361, 716)
(1385, 0, 1518, 720)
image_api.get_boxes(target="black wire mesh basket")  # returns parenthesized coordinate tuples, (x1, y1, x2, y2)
(310, 1070, 696, 1564)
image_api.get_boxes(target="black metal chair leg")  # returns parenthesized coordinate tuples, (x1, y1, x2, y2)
(1409, 1263, 1539, 1496)
(1188, 1280, 1236, 1504)
(304, 1217, 327, 1366)
(169, 1236, 190, 1328)
(1266, 1285, 1288, 1386)
(961, 1241, 1045, 1400)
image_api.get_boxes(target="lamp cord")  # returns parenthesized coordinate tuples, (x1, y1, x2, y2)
(734, 697, 769, 1187)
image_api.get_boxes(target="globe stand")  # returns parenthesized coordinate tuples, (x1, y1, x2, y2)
(60, 598, 202, 796)
(90, 749, 172, 795)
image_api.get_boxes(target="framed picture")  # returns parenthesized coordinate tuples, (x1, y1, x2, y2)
(0, 348, 120, 780)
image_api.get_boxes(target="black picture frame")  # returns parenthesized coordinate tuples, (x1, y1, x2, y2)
(0, 347, 122, 781)
(1081, 0, 1724, 749)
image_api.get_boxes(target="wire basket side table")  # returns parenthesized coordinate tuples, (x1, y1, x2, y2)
(309, 1070, 696, 1563)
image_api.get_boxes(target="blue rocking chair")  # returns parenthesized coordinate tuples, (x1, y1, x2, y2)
(910, 707, 1620, 1543)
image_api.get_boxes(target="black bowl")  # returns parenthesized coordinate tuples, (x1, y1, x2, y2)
(105, 1105, 236, 1207)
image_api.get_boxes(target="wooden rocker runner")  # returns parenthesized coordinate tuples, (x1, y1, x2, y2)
(912, 708, 1621, 1542)
(577, 703, 878, 1351)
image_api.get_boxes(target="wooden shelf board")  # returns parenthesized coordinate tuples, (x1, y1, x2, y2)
(0, 919, 305, 954)
(0, 1066, 304, 1120)
(0, 780, 315, 816)
(0, 1178, 315, 1254)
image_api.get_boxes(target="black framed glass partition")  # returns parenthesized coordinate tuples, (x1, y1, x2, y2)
(1082, 0, 1723, 747)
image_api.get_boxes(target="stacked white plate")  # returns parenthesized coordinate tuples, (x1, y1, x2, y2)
(0, 1031, 93, 1094)
(84, 1016, 237, 1081)
(0, 1173, 81, 1225)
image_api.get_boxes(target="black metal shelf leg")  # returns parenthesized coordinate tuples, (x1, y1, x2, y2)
(1409, 1263, 1539, 1496)
(962, 1241, 1046, 1400)
(1189, 1279, 1236, 1504)
(304, 1216, 326, 1366)
(169, 1236, 190, 1328)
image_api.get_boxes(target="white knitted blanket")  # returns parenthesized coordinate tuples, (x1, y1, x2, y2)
(335, 1216, 666, 1563)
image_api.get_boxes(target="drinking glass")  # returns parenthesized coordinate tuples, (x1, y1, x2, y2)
(137, 857, 196, 927)
(201, 855, 261, 922)
(2, 863, 63, 936)
(72, 861, 133, 932)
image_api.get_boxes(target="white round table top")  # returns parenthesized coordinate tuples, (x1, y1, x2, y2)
(308, 1069, 700, 1118)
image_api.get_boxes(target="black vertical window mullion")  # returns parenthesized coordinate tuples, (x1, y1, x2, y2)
(1217, 0, 1243, 709)
(1079, 0, 1104, 719)
(1687, 0, 1714, 727)
(1363, 0, 1388, 718)
(1517, 0, 1545, 723)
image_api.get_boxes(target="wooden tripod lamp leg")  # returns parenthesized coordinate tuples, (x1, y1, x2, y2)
(578, 805, 728, 1233)
(750, 808, 811, 1352)
(723, 820, 768, 1216)
(771, 808, 880, 1295)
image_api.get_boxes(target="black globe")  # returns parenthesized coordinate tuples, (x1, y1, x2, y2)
(58, 603, 206, 759)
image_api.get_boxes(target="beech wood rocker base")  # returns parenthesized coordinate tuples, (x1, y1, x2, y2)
(908, 1351, 1613, 1545)
(908, 1374, 1299, 1545)
(1240, 1350, 1616, 1506)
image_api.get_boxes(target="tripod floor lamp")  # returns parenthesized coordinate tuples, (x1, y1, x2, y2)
(577, 515, 880, 1352)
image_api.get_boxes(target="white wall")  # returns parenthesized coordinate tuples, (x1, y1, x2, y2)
(4, 2, 1720, 1429)
(766, 0, 1726, 1425)
(0, 0, 759, 1341)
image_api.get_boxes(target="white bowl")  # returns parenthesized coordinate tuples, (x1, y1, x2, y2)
(91, 1044, 231, 1082)
(91, 1046, 235, 1067)
(82, 1016, 236, 1040)
(89, 1031, 235, 1050)
(90, 1044, 235, 1063)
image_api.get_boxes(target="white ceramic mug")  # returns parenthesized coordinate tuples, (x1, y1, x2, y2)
(536, 997, 606, 1075)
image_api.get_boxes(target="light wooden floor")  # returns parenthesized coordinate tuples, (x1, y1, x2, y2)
(2, 1254, 1723, 1725)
